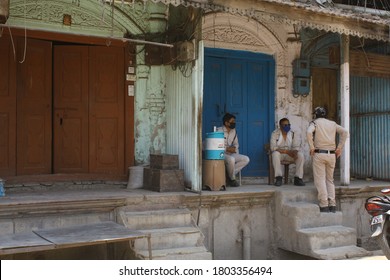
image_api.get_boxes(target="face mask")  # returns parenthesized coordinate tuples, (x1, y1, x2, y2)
(282, 125, 291, 133)
(229, 123, 236, 129)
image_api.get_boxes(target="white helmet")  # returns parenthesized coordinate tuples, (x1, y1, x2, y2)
(313, 106, 327, 118)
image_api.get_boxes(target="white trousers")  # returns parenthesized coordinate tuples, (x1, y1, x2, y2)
(224, 153, 250, 180)
(312, 153, 336, 207)
(271, 151, 304, 179)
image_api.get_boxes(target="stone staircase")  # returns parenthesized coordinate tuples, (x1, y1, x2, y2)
(116, 207, 212, 260)
(275, 188, 372, 260)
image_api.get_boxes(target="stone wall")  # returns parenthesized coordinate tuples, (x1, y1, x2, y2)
(0, 183, 384, 259)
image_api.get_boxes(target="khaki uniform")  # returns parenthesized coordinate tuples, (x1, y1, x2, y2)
(306, 118, 349, 208)
(270, 129, 304, 179)
(217, 126, 250, 180)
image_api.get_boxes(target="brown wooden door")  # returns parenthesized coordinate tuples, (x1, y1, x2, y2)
(53, 46, 89, 173)
(0, 36, 17, 176)
(89, 46, 125, 175)
(17, 38, 52, 175)
(312, 68, 338, 121)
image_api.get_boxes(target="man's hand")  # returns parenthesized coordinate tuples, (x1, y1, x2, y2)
(287, 150, 298, 160)
(335, 148, 342, 158)
(277, 149, 298, 160)
(310, 149, 315, 156)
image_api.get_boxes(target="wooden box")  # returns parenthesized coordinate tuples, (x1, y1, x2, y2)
(143, 167, 184, 192)
(150, 154, 179, 170)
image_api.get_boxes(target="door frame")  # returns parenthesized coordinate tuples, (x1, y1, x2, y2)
(203, 47, 276, 177)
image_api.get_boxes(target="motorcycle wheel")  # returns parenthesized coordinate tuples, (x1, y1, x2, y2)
(376, 219, 390, 260)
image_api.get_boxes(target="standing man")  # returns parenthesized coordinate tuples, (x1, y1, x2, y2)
(306, 107, 349, 213)
(270, 118, 305, 187)
(217, 113, 250, 187)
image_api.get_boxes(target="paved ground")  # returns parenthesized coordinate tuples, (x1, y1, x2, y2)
(355, 250, 387, 260)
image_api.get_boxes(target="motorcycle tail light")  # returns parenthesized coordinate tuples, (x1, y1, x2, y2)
(365, 202, 383, 216)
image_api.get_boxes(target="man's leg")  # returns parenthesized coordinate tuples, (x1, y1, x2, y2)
(313, 154, 328, 208)
(271, 151, 283, 177)
(325, 155, 336, 207)
(232, 153, 250, 175)
(294, 152, 305, 179)
(293, 152, 305, 186)
(224, 154, 235, 180)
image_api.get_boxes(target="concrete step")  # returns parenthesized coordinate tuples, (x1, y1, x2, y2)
(136, 246, 213, 260)
(276, 189, 318, 204)
(283, 202, 343, 229)
(124, 209, 193, 230)
(313, 245, 372, 260)
(120, 208, 211, 260)
(297, 225, 357, 250)
(133, 227, 204, 250)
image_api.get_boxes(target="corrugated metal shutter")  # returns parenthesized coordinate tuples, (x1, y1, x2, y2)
(350, 76, 390, 180)
(165, 42, 203, 191)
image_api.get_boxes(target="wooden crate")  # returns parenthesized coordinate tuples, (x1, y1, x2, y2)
(150, 154, 179, 170)
(143, 167, 184, 192)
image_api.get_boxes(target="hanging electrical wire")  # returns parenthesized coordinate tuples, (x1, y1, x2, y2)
(18, 0, 27, 64)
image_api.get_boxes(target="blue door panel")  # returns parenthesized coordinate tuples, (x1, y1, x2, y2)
(203, 57, 226, 135)
(247, 61, 271, 175)
(204, 48, 275, 177)
(226, 59, 248, 158)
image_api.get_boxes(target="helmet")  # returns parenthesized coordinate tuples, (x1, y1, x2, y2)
(313, 107, 327, 118)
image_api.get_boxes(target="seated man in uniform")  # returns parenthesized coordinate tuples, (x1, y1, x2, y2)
(270, 118, 305, 187)
(217, 113, 250, 187)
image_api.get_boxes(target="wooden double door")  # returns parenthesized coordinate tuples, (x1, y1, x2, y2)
(0, 37, 125, 176)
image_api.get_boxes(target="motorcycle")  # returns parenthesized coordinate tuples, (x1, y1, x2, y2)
(364, 188, 390, 259)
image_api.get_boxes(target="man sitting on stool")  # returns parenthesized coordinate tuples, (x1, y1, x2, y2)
(270, 118, 305, 186)
(217, 113, 250, 187)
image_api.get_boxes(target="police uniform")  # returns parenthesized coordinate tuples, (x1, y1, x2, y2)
(270, 129, 304, 180)
(217, 126, 250, 181)
(306, 117, 349, 208)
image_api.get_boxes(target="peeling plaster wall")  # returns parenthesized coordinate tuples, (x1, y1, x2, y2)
(132, 2, 169, 166)
(134, 63, 167, 165)
(277, 36, 314, 178)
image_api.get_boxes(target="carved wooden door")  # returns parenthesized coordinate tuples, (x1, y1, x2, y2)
(89, 46, 125, 175)
(53, 45, 125, 175)
(53, 46, 89, 173)
(312, 68, 338, 122)
(0, 35, 16, 176)
(16, 38, 52, 175)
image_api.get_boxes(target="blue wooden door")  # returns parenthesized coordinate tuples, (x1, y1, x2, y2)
(203, 48, 275, 177)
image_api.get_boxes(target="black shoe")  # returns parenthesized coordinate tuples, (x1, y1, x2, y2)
(319, 206, 330, 213)
(329, 206, 336, 213)
(229, 180, 240, 187)
(274, 176, 283, 187)
(294, 177, 305, 186)
(225, 175, 232, 184)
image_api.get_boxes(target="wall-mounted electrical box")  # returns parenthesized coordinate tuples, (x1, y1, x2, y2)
(293, 59, 310, 77)
(0, 0, 10, 24)
(293, 77, 310, 96)
(176, 41, 195, 62)
(293, 59, 310, 97)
